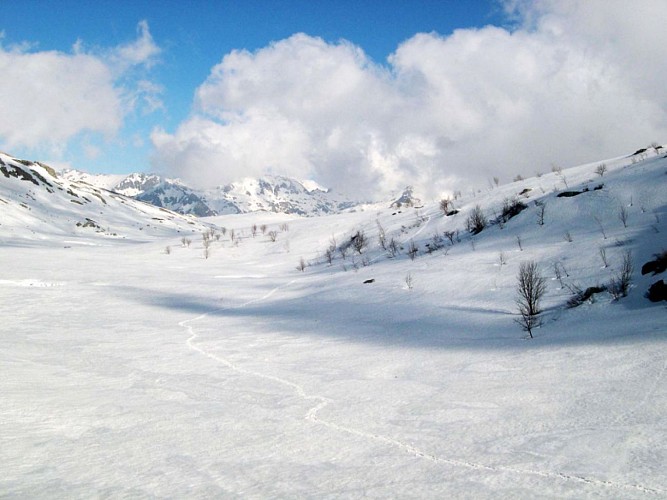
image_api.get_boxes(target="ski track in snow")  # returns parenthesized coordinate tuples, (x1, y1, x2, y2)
(179, 275, 664, 497)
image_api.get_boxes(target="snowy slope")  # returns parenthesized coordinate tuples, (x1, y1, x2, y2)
(1, 147, 666, 498)
(0, 153, 209, 243)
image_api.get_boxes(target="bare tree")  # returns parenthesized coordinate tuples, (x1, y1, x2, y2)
(407, 240, 419, 260)
(609, 250, 633, 299)
(593, 216, 607, 239)
(405, 272, 414, 290)
(595, 163, 607, 177)
(536, 202, 546, 226)
(599, 247, 609, 268)
(268, 230, 278, 242)
(376, 220, 387, 250)
(515, 261, 547, 338)
(324, 247, 334, 265)
(260, 224, 267, 234)
(251, 224, 258, 237)
(619, 205, 629, 228)
(444, 231, 456, 245)
(387, 237, 399, 258)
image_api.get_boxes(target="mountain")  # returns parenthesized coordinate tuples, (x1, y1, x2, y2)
(0, 152, 209, 243)
(60, 169, 360, 217)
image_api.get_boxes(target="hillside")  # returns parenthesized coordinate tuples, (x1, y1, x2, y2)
(0, 152, 209, 243)
(1, 146, 666, 498)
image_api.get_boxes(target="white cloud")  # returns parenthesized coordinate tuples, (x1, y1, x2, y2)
(0, 21, 160, 156)
(155, 4, 665, 198)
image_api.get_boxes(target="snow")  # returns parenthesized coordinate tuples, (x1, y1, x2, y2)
(1, 148, 666, 498)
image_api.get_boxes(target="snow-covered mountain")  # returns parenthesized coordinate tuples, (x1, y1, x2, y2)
(61, 168, 360, 217)
(0, 152, 209, 243)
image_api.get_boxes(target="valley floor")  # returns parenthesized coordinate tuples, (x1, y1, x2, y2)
(1, 229, 666, 498)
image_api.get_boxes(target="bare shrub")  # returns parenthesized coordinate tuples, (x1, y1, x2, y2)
(268, 230, 278, 242)
(376, 220, 387, 250)
(595, 163, 607, 177)
(609, 250, 633, 299)
(593, 216, 607, 239)
(536, 201, 546, 226)
(297, 257, 306, 272)
(325, 247, 334, 265)
(260, 224, 267, 234)
(466, 205, 487, 234)
(251, 224, 258, 237)
(499, 252, 507, 266)
(515, 261, 547, 338)
(563, 231, 573, 243)
(439, 197, 452, 214)
(405, 272, 414, 290)
(619, 205, 629, 228)
(516, 235, 523, 251)
(501, 197, 527, 223)
(599, 247, 609, 268)
(387, 237, 399, 258)
(407, 240, 419, 260)
(444, 231, 455, 245)
(352, 230, 367, 254)
(165, 246, 171, 255)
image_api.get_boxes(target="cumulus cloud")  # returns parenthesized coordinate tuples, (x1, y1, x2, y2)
(154, 2, 667, 198)
(0, 21, 161, 155)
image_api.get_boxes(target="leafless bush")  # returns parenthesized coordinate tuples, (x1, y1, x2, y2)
(387, 237, 399, 258)
(268, 230, 278, 242)
(516, 235, 523, 251)
(609, 250, 633, 299)
(439, 197, 452, 214)
(536, 201, 546, 226)
(595, 163, 607, 177)
(407, 240, 419, 260)
(444, 231, 456, 245)
(377, 220, 387, 250)
(280, 223, 289, 232)
(325, 247, 334, 265)
(260, 224, 267, 234)
(405, 272, 414, 290)
(599, 247, 609, 268)
(593, 216, 607, 239)
(466, 205, 487, 234)
(352, 230, 367, 254)
(251, 224, 258, 237)
(499, 252, 507, 266)
(297, 257, 306, 272)
(563, 231, 573, 243)
(515, 261, 547, 338)
(165, 246, 171, 255)
(619, 205, 629, 228)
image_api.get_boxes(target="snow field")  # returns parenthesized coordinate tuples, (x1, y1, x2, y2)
(1, 150, 666, 498)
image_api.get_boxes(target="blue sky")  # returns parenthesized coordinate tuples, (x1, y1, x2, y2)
(1, 1, 666, 197)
